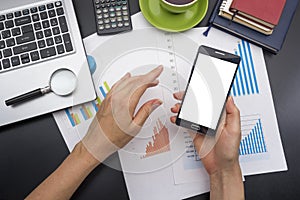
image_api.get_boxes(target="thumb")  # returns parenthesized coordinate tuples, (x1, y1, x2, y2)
(133, 99, 162, 127)
(225, 96, 240, 132)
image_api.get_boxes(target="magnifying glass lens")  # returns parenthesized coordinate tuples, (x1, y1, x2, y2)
(50, 69, 77, 96)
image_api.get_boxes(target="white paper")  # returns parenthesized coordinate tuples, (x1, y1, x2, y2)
(169, 27, 287, 184)
(53, 13, 211, 200)
(53, 12, 287, 200)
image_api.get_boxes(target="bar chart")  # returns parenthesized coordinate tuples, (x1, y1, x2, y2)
(239, 115, 267, 155)
(231, 40, 259, 97)
(182, 114, 267, 169)
(99, 81, 110, 98)
(80, 105, 93, 120)
(65, 109, 81, 127)
(92, 97, 102, 112)
(142, 118, 171, 158)
(65, 82, 110, 127)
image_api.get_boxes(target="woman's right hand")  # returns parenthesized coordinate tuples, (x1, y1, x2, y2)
(170, 91, 241, 175)
(170, 91, 244, 200)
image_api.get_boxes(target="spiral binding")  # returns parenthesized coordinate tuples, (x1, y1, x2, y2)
(220, 0, 228, 11)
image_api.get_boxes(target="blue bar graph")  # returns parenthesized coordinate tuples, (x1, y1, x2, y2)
(65, 109, 76, 127)
(239, 119, 267, 155)
(64, 82, 111, 127)
(99, 86, 107, 98)
(80, 108, 88, 120)
(231, 40, 259, 96)
(92, 101, 99, 112)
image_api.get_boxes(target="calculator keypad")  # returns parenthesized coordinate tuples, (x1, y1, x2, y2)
(94, 0, 132, 35)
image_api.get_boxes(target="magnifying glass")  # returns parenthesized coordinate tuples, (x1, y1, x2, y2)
(5, 68, 77, 106)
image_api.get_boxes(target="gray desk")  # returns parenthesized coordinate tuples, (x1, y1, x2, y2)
(1, 0, 300, 199)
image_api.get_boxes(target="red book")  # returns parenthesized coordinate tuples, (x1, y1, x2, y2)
(230, 0, 286, 27)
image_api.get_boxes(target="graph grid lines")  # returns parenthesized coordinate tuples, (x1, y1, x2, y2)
(231, 40, 259, 97)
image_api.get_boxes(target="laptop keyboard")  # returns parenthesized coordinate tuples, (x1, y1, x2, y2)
(0, 1, 74, 72)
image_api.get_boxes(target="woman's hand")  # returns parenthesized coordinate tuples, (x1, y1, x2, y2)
(170, 91, 241, 175)
(26, 66, 164, 200)
(170, 91, 244, 200)
(82, 65, 164, 162)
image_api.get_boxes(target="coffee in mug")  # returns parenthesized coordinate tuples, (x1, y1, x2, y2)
(165, 0, 195, 5)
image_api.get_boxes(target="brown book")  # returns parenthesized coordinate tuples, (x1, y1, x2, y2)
(230, 0, 286, 28)
(219, 0, 273, 35)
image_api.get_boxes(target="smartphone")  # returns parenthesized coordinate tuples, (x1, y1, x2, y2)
(176, 45, 240, 134)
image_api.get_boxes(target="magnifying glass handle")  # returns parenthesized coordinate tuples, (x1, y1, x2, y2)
(5, 86, 51, 106)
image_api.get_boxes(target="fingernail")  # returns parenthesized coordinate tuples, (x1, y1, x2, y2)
(151, 100, 162, 111)
(170, 116, 176, 123)
(228, 96, 234, 104)
(123, 72, 130, 78)
(157, 65, 163, 70)
(174, 92, 182, 99)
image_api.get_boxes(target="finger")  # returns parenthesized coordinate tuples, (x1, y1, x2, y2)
(189, 129, 216, 159)
(110, 72, 131, 92)
(111, 66, 163, 121)
(225, 96, 241, 133)
(118, 66, 162, 94)
(171, 103, 181, 113)
(120, 72, 131, 81)
(189, 131, 205, 151)
(133, 99, 162, 127)
(142, 65, 164, 83)
(170, 116, 176, 123)
(173, 91, 185, 100)
(126, 65, 163, 105)
(148, 79, 160, 87)
(215, 108, 226, 140)
(132, 79, 159, 94)
(128, 80, 160, 114)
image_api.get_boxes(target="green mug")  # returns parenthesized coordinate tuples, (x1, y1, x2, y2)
(160, 0, 198, 13)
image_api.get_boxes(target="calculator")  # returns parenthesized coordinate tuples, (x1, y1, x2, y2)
(93, 0, 133, 35)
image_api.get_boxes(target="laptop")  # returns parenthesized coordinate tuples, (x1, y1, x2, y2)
(0, 0, 96, 126)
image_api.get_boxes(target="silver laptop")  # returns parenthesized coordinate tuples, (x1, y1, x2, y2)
(0, 0, 96, 126)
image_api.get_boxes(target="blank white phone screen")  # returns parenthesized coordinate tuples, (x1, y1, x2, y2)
(179, 53, 237, 130)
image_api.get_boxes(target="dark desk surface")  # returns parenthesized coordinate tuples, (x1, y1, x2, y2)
(1, 0, 300, 199)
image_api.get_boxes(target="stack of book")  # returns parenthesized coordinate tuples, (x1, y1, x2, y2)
(219, 0, 286, 35)
(207, 0, 299, 53)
